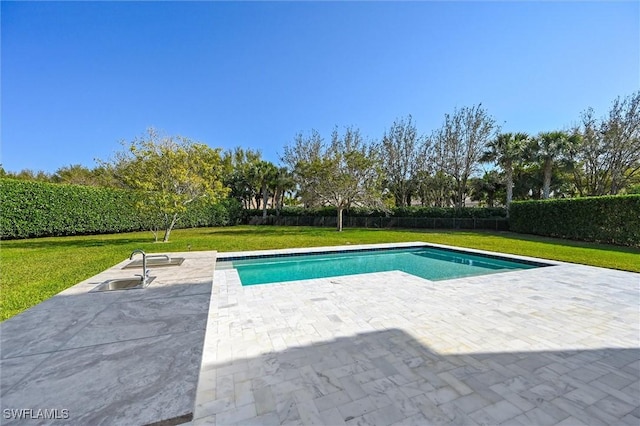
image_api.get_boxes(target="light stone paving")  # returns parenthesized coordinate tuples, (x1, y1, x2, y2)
(193, 243, 640, 426)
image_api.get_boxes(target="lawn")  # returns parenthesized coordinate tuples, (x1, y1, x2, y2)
(2, 225, 639, 321)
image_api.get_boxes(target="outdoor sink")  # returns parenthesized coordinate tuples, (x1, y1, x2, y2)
(92, 276, 156, 292)
(122, 256, 185, 269)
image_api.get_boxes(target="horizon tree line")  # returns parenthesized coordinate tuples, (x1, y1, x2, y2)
(2, 91, 638, 214)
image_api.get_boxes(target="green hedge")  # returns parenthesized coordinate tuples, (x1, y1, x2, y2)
(0, 179, 242, 239)
(179, 198, 243, 228)
(509, 195, 640, 247)
(244, 206, 507, 220)
(1, 179, 144, 238)
(390, 206, 506, 218)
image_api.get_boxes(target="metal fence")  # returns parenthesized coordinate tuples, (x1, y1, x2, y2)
(248, 216, 509, 231)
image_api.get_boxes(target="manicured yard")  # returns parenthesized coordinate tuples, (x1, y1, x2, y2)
(2, 225, 639, 321)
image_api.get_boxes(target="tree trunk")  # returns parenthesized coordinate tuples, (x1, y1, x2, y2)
(281, 191, 287, 210)
(262, 185, 268, 218)
(163, 214, 179, 242)
(542, 158, 553, 199)
(455, 183, 465, 208)
(610, 171, 621, 195)
(337, 207, 343, 232)
(505, 161, 514, 211)
(274, 188, 281, 215)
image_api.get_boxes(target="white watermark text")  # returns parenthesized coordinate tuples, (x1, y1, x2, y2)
(3, 409, 69, 420)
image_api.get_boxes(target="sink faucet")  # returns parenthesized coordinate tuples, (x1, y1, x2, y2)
(130, 249, 149, 286)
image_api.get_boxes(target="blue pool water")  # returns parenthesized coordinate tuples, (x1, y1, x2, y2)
(217, 246, 545, 286)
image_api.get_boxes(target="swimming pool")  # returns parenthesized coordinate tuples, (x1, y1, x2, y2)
(216, 245, 548, 286)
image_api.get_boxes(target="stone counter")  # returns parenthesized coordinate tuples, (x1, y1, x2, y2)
(1, 250, 217, 425)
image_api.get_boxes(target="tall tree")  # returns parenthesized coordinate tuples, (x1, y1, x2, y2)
(252, 160, 278, 218)
(414, 170, 456, 207)
(469, 171, 504, 207)
(380, 115, 426, 207)
(482, 132, 530, 207)
(91, 165, 125, 188)
(571, 92, 640, 195)
(533, 131, 580, 199)
(223, 147, 263, 209)
(432, 104, 498, 207)
(105, 128, 228, 242)
(272, 167, 295, 212)
(282, 130, 323, 208)
(2, 168, 52, 182)
(284, 127, 383, 231)
(604, 92, 640, 194)
(570, 108, 609, 196)
(52, 164, 106, 186)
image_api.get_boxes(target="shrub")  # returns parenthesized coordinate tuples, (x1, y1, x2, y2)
(509, 195, 640, 247)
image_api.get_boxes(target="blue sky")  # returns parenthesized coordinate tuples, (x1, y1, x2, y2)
(2, 1, 638, 173)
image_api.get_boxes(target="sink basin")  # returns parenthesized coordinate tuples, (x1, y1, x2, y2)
(92, 276, 156, 292)
(122, 257, 185, 269)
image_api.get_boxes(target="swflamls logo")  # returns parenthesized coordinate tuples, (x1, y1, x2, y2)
(3, 409, 70, 420)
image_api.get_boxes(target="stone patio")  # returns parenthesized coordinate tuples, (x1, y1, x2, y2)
(193, 243, 640, 425)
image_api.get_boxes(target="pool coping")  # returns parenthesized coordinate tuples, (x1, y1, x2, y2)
(215, 241, 556, 289)
(215, 241, 557, 271)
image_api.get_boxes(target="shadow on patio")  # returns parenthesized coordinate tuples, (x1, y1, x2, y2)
(196, 328, 640, 425)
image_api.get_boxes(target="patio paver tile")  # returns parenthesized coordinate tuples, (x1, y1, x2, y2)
(193, 243, 640, 426)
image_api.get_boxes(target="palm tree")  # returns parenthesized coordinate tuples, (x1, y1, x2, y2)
(223, 147, 263, 208)
(251, 160, 279, 217)
(482, 132, 529, 207)
(273, 167, 295, 212)
(533, 131, 580, 199)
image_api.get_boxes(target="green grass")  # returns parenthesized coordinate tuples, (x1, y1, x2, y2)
(2, 226, 639, 321)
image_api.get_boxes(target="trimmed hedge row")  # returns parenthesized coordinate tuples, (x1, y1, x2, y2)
(0, 179, 241, 239)
(1, 179, 144, 238)
(244, 206, 507, 220)
(509, 195, 640, 247)
(179, 198, 243, 228)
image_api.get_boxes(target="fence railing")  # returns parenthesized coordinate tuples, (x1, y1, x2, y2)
(248, 216, 509, 231)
